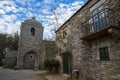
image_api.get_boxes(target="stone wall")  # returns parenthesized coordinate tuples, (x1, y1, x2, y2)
(76, 36, 120, 80)
(71, 0, 120, 80)
(43, 41, 57, 60)
(4, 51, 17, 68)
(56, 0, 120, 79)
(91, 36, 120, 79)
(17, 17, 44, 69)
(4, 57, 17, 68)
(17, 17, 57, 69)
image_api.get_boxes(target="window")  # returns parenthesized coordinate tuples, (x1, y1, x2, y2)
(99, 47, 110, 61)
(31, 27, 35, 35)
(63, 30, 67, 38)
(89, 0, 108, 33)
(91, 4, 107, 32)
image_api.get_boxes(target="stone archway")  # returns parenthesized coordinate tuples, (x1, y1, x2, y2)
(23, 51, 38, 69)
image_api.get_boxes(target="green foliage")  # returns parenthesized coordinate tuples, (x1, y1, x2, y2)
(10, 33, 19, 50)
(44, 59, 60, 73)
(44, 59, 51, 70)
(0, 33, 19, 65)
(0, 34, 7, 52)
(0, 33, 19, 51)
(0, 33, 7, 66)
(0, 53, 3, 66)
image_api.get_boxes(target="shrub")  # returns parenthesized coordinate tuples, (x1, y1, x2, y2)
(44, 59, 52, 71)
(44, 59, 60, 73)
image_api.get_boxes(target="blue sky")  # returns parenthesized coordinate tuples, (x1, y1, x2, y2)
(0, 0, 87, 40)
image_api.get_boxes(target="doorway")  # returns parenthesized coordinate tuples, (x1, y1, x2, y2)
(24, 51, 38, 69)
(62, 52, 72, 74)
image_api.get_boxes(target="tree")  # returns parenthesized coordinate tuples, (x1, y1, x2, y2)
(0, 33, 7, 66)
(6, 32, 19, 50)
(0, 33, 19, 66)
(12, 32, 19, 50)
(0, 33, 7, 53)
(6, 36, 14, 49)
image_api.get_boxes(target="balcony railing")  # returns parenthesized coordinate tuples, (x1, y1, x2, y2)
(80, 8, 117, 40)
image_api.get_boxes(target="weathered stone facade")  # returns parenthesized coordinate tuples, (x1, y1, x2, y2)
(43, 40, 57, 60)
(17, 17, 44, 69)
(56, 0, 120, 79)
(17, 17, 57, 69)
(4, 51, 17, 68)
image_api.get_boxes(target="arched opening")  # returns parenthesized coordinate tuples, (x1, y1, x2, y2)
(31, 27, 35, 35)
(23, 51, 38, 69)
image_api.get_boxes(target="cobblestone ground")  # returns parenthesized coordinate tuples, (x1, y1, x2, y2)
(0, 67, 69, 80)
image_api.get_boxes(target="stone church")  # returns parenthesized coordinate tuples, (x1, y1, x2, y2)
(17, 17, 44, 69)
(3, 17, 57, 69)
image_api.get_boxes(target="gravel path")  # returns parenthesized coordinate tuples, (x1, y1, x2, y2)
(0, 67, 44, 80)
(46, 75, 68, 80)
(0, 67, 70, 80)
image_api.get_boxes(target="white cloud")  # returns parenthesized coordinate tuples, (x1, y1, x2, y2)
(28, 0, 84, 40)
(15, 0, 26, 5)
(46, 0, 84, 29)
(26, 12, 35, 17)
(42, 0, 84, 40)
(35, 3, 41, 7)
(2, 14, 17, 23)
(43, 0, 53, 4)
(0, 1, 16, 6)
(0, 10, 20, 34)
(0, 9, 5, 14)
(0, 0, 26, 14)
(72, 1, 83, 6)
(0, 0, 85, 40)
(0, 18, 20, 34)
(42, 8, 52, 14)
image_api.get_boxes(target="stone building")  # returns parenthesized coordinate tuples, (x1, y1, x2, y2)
(55, 18, 73, 74)
(17, 17, 44, 69)
(17, 17, 57, 69)
(4, 51, 17, 68)
(43, 40, 57, 60)
(56, 0, 120, 79)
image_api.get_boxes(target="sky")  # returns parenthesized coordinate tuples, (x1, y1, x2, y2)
(0, 0, 88, 40)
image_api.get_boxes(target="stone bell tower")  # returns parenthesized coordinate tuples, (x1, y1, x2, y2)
(17, 17, 44, 69)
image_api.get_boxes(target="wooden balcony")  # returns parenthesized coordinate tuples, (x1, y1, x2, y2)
(80, 8, 118, 41)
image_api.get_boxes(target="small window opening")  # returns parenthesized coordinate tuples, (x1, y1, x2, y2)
(99, 47, 110, 61)
(31, 27, 35, 35)
(63, 30, 67, 38)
